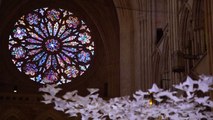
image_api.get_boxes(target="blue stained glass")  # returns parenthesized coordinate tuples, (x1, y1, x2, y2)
(16, 62, 23, 67)
(64, 66, 79, 78)
(26, 38, 42, 44)
(47, 22, 53, 36)
(67, 41, 78, 46)
(36, 74, 42, 81)
(13, 27, 27, 39)
(26, 13, 40, 25)
(63, 47, 77, 52)
(52, 55, 57, 69)
(34, 26, 45, 38)
(77, 51, 91, 63)
(60, 29, 72, 39)
(60, 53, 71, 64)
(62, 50, 75, 58)
(39, 9, 45, 15)
(53, 22, 59, 36)
(28, 49, 42, 56)
(45, 39, 60, 52)
(12, 46, 26, 59)
(46, 55, 52, 69)
(56, 54, 65, 68)
(47, 9, 60, 21)
(63, 41, 77, 46)
(43, 70, 58, 83)
(29, 32, 43, 41)
(33, 52, 45, 61)
(79, 65, 86, 71)
(40, 23, 48, 37)
(26, 44, 41, 49)
(24, 63, 38, 76)
(62, 36, 76, 43)
(9, 7, 95, 84)
(39, 53, 47, 66)
(66, 16, 79, 28)
(57, 25, 66, 37)
(78, 32, 91, 44)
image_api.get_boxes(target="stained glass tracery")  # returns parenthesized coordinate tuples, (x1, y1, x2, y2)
(9, 7, 95, 84)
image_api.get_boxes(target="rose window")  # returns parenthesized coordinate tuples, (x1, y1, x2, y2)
(8, 7, 95, 84)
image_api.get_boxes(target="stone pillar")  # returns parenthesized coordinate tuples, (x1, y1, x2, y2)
(113, 0, 135, 96)
(204, 0, 213, 99)
(167, 0, 180, 86)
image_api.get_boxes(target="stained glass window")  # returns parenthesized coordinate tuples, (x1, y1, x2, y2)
(9, 7, 95, 84)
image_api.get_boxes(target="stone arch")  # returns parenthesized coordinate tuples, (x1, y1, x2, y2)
(113, 0, 135, 94)
(178, 0, 206, 74)
(179, 2, 192, 51)
(0, 0, 120, 97)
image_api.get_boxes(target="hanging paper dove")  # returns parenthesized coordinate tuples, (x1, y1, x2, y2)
(148, 83, 163, 93)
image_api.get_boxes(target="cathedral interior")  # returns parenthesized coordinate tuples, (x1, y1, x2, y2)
(0, 0, 213, 119)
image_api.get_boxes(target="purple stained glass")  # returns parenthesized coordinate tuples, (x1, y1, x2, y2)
(26, 13, 40, 25)
(43, 70, 58, 83)
(11, 46, 26, 59)
(9, 7, 95, 84)
(24, 63, 38, 76)
(45, 39, 60, 52)
(66, 16, 79, 28)
(64, 66, 79, 78)
(47, 9, 60, 21)
(78, 51, 91, 63)
(13, 27, 27, 39)
(78, 32, 91, 44)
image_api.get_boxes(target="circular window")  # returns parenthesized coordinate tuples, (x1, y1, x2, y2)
(8, 7, 95, 84)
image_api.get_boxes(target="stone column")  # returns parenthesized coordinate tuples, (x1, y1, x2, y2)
(204, 0, 213, 99)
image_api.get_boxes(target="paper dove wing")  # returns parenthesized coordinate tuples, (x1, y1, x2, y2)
(63, 90, 78, 100)
(87, 88, 99, 94)
(156, 91, 182, 102)
(198, 81, 209, 93)
(195, 96, 209, 104)
(148, 83, 162, 93)
(41, 94, 54, 104)
(199, 74, 213, 86)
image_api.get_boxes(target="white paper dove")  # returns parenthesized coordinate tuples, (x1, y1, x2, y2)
(148, 83, 163, 93)
(39, 75, 213, 120)
(198, 80, 210, 92)
(87, 88, 99, 94)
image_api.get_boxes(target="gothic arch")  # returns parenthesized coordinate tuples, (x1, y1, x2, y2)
(178, 0, 206, 73)
(0, 0, 120, 97)
(179, 2, 192, 51)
